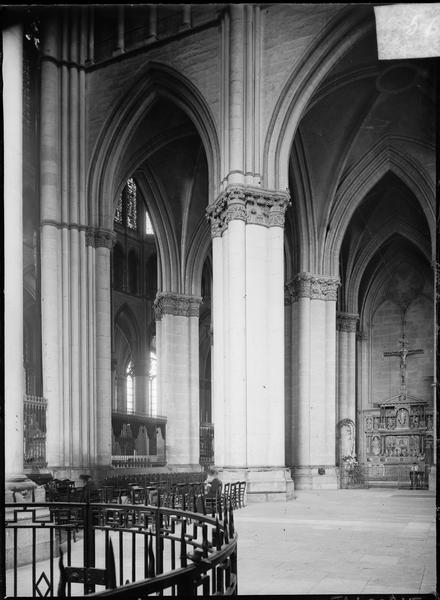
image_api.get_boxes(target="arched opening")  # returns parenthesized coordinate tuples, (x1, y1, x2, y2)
(284, 16, 435, 485)
(105, 86, 212, 469)
(339, 172, 434, 478)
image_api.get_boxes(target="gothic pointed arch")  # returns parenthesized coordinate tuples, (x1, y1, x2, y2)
(87, 61, 220, 231)
(134, 167, 179, 292)
(263, 6, 373, 190)
(346, 225, 431, 315)
(114, 303, 141, 361)
(287, 131, 316, 275)
(185, 215, 212, 297)
(325, 145, 435, 275)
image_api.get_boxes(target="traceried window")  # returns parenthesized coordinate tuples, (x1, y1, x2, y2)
(114, 177, 137, 230)
(126, 360, 135, 414)
(126, 178, 137, 230)
(114, 193, 123, 224)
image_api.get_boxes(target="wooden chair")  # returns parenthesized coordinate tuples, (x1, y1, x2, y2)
(230, 483, 239, 509)
(129, 484, 145, 504)
(238, 481, 247, 508)
(57, 538, 116, 596)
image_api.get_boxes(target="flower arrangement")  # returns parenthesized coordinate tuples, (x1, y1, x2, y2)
(340, 455, 364, 486)
(342, 455, 358, 469)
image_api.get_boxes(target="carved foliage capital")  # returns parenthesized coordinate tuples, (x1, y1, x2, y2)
(286, 272, 340, 302)
(206, 185, 290, 237)
(154, 292, 203, 320)
(86, 227, 117, 249)
(336, 312, 359, 333)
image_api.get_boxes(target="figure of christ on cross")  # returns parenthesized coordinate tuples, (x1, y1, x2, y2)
(383, 335, 424, 396)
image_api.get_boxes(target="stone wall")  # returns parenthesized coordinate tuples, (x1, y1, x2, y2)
(371, 295, 434, 404)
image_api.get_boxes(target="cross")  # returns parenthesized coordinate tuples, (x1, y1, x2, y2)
(383, 335, 424, 396)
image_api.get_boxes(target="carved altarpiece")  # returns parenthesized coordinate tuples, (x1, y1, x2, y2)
(363, 398, 434, 466)
(362, 335, 433, 467)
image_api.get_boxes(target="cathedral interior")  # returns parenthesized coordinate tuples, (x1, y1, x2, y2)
(3, 3, 437, 500)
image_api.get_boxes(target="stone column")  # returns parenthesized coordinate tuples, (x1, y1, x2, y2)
(40, 15, 62, 470)
(211, 234, 225, 466)
(208, 185, 294, 500)
(3, 22, 36, 494)
(284, 287, 293, 467)
(287, 273, 340, 489)
(336, 313, 358, 462)
(154, 293, 202, 469)
(40, 13, 104, 482)
(91, 230, 115, 469)
(356, 329, 368, 462)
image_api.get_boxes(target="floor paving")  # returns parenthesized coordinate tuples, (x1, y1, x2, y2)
(234, 488, 437, 596)
(5, 488, 437, 597)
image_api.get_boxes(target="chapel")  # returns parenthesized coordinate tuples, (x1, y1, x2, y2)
(3, 3, 437, 500)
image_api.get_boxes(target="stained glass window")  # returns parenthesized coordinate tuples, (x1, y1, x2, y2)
(126, 360, 135, 414)
(114, 192, 123, 224)
(114, 177, 137, 229)
(126, 178, 137, 230)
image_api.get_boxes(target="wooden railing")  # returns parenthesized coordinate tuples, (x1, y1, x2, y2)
(4, 500, 238, 597)
(24, 394, 47, 469)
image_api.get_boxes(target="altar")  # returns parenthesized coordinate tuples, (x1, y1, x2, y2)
(363, 397, 434, 465)
(360, 334, 434, 483)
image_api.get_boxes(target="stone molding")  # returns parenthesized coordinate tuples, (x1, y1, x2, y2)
(285, 272, 340, 302)
(85, 227, 117, 249)
(336, 312, 358, 332)
(41, 220, 88, 232)
(40, 221, 116, 249)
(356, 330, 368, 342)
(206, 185, 290, 237)
(154, 292, 203, 320)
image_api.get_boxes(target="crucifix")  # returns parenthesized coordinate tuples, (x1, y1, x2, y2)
(383, 335, 424, 397)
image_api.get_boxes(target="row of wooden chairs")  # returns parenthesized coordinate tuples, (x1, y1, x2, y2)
(95, 480, 247, 515)
(102, 471, 205, 490)
(223, 481, 247, 509)
(43, 476, 247, 514)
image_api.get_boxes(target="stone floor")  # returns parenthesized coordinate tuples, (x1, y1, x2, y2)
(234, 488, 437, 596)
(6, 488, 437, 597)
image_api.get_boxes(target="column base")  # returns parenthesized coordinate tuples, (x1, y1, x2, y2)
(5, 474, 45, 502)
(428, 465, 436, 491)
(220, 467, 295, 501)
(293, 465, 339, 490)
(5, 477, 50, 569)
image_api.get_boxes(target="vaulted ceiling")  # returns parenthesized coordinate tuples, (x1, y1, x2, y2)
(287, 26, 435, 304)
